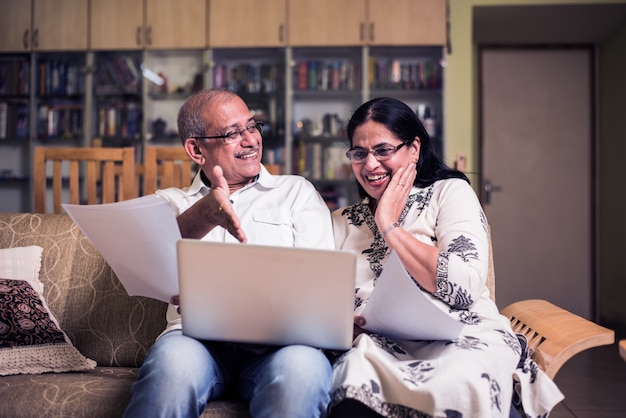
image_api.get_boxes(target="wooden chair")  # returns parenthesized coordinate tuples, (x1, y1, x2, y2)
(142, 146, 194, 195)
(33, 146, 136, 214)
(485, 228, 615, 379)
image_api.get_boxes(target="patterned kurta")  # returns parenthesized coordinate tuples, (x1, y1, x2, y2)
(330, 178, 563, 417)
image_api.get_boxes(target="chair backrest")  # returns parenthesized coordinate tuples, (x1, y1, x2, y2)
(487, 224, 614, 379)
(142, 146, 194, 195)
(33, 146, 136, 214)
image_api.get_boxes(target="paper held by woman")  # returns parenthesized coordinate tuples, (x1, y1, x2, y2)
(360, 251, 464, 340)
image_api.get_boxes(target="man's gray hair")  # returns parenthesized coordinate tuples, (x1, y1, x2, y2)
(177, 88, 237, 144)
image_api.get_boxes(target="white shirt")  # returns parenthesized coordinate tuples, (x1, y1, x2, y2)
(156, 165, 334, 335)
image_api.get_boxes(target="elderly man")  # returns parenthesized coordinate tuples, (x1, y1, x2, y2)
(124, 89, 334, 418)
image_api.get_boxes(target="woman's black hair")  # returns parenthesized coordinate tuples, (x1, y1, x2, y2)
(346, 97, 469, 199)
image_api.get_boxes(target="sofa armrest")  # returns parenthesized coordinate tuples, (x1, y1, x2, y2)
(500, 299, 614, 380)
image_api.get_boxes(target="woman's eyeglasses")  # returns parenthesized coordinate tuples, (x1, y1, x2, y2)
(192, 121, 264, 144)
(345, 143, 405, 163)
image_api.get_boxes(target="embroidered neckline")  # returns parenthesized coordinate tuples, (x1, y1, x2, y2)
(341, 185, 434, 281)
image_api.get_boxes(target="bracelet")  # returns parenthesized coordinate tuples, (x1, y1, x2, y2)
(381, 222, 399, 239)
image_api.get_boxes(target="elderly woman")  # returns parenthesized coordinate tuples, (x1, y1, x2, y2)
(328, 97, 563, 418)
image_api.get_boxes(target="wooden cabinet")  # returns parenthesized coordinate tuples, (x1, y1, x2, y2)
(367, 0, 446, 46)
(33, 0, 89, 51)
(90, 0, 144, 50)
(146, 0, 206, 49)
(91, 0, 206, 50)
(0, 1, 32, 52)
(209, 0, 286, 47)
(288, 0, 365, 47)
(0, 0, 88, 52)
(288, 0, 446, 47)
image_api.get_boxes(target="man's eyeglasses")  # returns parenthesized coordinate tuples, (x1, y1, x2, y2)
(192, 121, 264, 144)
(345, 143, 406, 163)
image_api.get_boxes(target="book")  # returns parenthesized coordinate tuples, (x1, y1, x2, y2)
(296, 61, 307, 90)
(122, 56, 140, 82)
(0, 102, 7, 138)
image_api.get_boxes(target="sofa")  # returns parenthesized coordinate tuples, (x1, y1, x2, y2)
(0, 212, 250, 418)
(0, 211, 615, 418)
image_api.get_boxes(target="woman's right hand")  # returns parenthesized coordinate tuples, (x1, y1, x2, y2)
(375, 162, 416, 233)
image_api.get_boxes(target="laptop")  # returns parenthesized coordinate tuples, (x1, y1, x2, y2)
(176, 239, 357, 350)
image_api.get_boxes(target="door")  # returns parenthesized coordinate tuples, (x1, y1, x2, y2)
(209, 0, 285, 47)
(367, 0, 446, 46)
(91, 0, 144, 50)
(33, 0, 88, 51)
(480, 48, 593, 319)
(0, 1, 32, 52)
(288, 0, 365, 46)
(146, 0, 206, 49)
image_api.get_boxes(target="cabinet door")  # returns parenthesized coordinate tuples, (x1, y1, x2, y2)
(367, 0, 446, 46)
(209, 0, 286, 47)
(0, 1, 32, 52)
(33, 0, 88, 51)
(147, 0, 206, 49)
(91, 0, 144, 50)
(288, 0, 365, 47)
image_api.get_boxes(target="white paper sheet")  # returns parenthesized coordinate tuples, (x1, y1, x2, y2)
(360, 251, 464, 340)
(62, 195, 181, 303)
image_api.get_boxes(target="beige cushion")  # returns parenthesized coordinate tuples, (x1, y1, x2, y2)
(0, 246, 96, 375)
(0, 213, 167, 367)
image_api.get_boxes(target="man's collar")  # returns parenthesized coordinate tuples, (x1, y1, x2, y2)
(199, 170, 211, 187)
(188, 165, 280, 195)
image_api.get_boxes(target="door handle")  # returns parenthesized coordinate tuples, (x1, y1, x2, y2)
(483, 179, 502, 205)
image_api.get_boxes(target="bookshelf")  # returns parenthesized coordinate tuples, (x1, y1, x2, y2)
(287, 46, 445, 207)
(210, 48, 286, 170)
(0, 46, 444, 211)
(0, 55, 30, 140)
(289, 47, 363, 206)
(144, 50, 206, 145)
(93, 52, 143, 151)
(35, 52, 86, 142)
(369, 46, 444, 158)
(0, 54, 30, 212)
(0, 51, 89, 212)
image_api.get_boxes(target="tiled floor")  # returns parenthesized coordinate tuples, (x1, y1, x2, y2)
(549, 341, 626, 417)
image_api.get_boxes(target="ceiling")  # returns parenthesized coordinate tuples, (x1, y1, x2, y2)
(473, 3, 626, 44)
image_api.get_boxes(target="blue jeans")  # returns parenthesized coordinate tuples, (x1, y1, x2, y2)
(124, 330, 332, 418)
